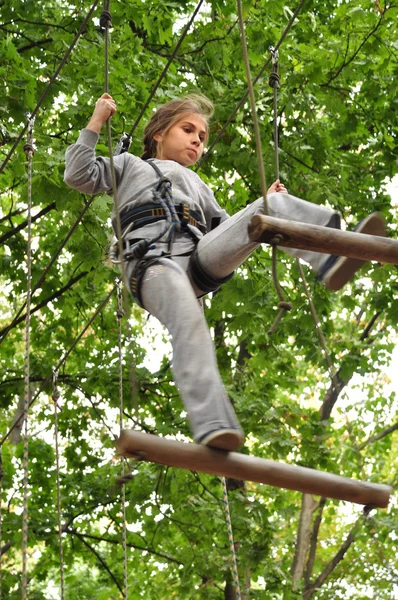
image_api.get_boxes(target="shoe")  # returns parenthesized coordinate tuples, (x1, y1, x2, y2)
(318, 213, 386, 291)
(199, 429, 245, 451)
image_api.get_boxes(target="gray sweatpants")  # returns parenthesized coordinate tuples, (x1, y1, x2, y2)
(127, 193, 338, 441)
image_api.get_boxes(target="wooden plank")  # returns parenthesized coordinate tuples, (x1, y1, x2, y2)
(248, 215, 398, 263)
(116, 431, 392, 508)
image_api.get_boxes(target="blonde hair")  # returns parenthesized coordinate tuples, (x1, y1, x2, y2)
(142, 94, 214, 160)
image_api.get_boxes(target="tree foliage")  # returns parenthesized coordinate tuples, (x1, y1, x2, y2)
(0, 0, 397, 598)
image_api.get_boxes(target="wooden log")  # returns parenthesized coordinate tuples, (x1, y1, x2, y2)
(248, 215, 398, 264)
(116, 431, 391, 508)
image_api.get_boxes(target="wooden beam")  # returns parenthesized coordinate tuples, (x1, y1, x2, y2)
(248, 215, 398, 263)
(116, 431, 391, 508)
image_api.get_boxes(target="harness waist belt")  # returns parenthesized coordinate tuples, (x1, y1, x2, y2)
(118, 203, 207, 235)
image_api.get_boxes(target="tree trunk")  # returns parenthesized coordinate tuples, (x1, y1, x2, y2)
(291, 494, 319, 587)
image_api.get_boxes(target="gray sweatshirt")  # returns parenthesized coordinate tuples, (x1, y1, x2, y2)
(64, 129, 229, 254)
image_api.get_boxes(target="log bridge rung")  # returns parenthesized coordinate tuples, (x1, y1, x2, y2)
(116, 431, 392, 508)
(248, 215, 398, 264)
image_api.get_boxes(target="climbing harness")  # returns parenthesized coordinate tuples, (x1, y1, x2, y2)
(189, 248, 234, 295)
(111, 160, 187, 263)
(109, 158, 221, 304)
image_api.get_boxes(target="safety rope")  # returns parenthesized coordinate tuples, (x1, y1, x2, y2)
(101, 0, 139, 428)
(52, 371, 65, 600)
(268, 237, 292, 335)
(21, 117, 35, 600)
(0, 285, 117, 447)
(269, 47, 281, 180)
(197, 0, 306, 170)
(263, 40, 338, 384)
(221, 477, 241, 599)
(236, 0, 269, 214)
(101, 2, 124, 274)
(116, 286, 128, 598)
(236, 10, 293, 333)
(264, 47, 292, 334)
(0, 0, 101, 176)
(296, 261, 340, 391)
(0, 447, 3, 600)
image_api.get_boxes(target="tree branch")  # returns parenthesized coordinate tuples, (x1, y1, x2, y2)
(0, 201, 56, 246)
(0, 541, 12, 557)
(323, 14, 386, 86)
(0, 207, 25, 225)
(356, 421, 398, 451)
(64, 527, 184, 566)
(0, 269, 91, 339)
(18, 38, 53, 54)
(70, 530, 124, 596)
(304, 498, 327, 585)
(320, 311, 381, 420)
(303, 516, 364, 599)
(281, 148, 320, 174)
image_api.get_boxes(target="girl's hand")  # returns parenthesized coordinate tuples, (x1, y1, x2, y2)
(267, 179, 288, 194)
(86, 93, 117, 133)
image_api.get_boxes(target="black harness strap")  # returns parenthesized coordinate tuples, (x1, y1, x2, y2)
(117, 202, 206, 236)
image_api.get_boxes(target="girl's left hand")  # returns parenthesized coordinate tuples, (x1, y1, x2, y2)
(268, 180, 288, 194)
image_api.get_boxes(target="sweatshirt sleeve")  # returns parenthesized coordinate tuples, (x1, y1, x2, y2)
(194, 175, 230, 230)
(64, 128, 126, 195)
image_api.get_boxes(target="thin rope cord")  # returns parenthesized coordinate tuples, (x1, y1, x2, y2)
(266, 49, 292, 334)
(236, 0, 269, 214)
(296, 261, 340, 391)
(0, 285, 117, 447)
(102, 3, 127, 301)
(52, 371, 65, 600)
(127, 0, 205, 139)
(0, 197, 95, 346)
(197, 0, 306, 170)
(101, 0, 138, 416)
(21, 118, 34, 600)
(0, 447, 3, 600)
(221, 477, 241, 599)
(117, 286, 128, 599)
(274, 80, 279, 179)
(269, 48, 280, 180)
(0, 0, 101, 177)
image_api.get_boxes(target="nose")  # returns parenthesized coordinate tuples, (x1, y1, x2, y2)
(192, 132, 201, 146)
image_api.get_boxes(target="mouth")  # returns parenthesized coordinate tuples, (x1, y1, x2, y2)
(187, 148, 197, 158)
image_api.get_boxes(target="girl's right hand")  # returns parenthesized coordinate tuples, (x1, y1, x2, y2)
(86, 93, 117, 133)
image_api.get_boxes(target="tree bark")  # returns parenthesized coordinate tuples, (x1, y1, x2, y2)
(291, 494, 319, 587)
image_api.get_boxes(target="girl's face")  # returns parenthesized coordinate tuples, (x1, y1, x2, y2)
(154, 113, 207, 166)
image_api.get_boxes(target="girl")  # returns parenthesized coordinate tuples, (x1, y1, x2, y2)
(64, 93, 385, 451)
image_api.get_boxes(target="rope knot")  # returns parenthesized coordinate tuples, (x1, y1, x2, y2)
(23, 143, 35, 158)
(278, 301, 292, 311)
(156, 176, 172, 194)
(116, 309, 125, 319)
(270, 234, 284, 245)
(100, 10, 112, 28)
(269, 72, 280, 89)
(52, 390, 60, 402)
(126, 239, 150, 260)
